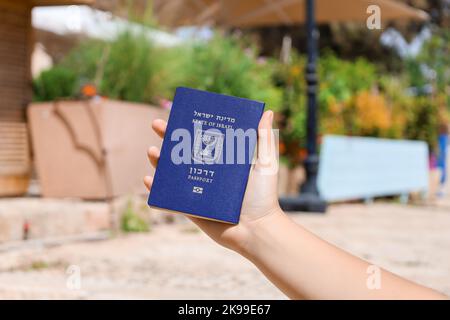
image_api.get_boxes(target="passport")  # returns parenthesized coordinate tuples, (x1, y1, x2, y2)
(148, 87, 265, 224)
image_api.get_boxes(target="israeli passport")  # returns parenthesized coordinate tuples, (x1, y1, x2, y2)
(148, 87, 265, 224)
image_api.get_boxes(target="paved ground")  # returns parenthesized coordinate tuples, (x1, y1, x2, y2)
(0, 202, 449, 299)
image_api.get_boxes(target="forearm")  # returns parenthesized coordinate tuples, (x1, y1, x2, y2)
(240, 209, 446, 300)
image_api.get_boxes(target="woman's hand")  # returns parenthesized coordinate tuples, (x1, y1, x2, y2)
(144, 110, 282, 255)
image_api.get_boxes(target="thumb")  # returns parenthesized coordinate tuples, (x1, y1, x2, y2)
(255, 110, 277, 173)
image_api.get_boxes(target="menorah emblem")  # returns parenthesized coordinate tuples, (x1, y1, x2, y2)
(193, 129, 224, 163)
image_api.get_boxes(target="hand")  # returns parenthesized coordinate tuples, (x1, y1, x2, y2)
(144, 110, 282, 255)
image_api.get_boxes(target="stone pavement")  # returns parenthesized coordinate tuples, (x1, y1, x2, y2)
(0, 202, 449, 299)
(0, 198, 110, 243)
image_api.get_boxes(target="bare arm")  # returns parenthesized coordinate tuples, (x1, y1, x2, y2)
(237, 208, 446, 299)
(144, 111, 447, 300)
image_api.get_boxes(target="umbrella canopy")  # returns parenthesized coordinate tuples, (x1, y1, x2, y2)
(154, 0, 428, 28)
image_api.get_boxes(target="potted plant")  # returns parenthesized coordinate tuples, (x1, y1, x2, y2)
(29, 31, 174, 199)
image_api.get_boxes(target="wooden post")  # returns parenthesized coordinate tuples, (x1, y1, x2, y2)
(0, 0, 33, 196)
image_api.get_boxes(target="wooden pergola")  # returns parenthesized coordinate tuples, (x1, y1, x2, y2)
(0, 0, 92, 196)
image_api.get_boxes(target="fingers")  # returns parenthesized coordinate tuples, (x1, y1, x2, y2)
(255, 110, 277, 172)
(143, 175, 153, 191)
(152, 119, 167, 139)
(145, 119, 164, 192)
(147, 146, 160, 168)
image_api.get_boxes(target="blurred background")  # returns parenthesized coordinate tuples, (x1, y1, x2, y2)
(0, 0, 449, 299)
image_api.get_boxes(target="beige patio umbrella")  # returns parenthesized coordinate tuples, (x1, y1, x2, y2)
(154, 0, 429, 28)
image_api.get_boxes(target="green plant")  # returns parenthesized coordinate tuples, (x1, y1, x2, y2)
(177, 33, 282, 110)
(273, 51, 379, 165)
(120, 200, 150, 233)
(404, 96, 440, 151)
(272, 52, 307, 164)
(32, 30, 285, 108)
(400, 27, 450, 149)
(180, 226, 201, 234)
(97, 32, 171, 102)
(319, 53, 377, 108)
(30, 260, 50, 270)
(415, 29, 450, 97)
(33, 66, 77, 102)
(35, 30, 178, 104)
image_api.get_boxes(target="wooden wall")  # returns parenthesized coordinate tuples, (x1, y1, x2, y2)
(0, 0, 32, 195)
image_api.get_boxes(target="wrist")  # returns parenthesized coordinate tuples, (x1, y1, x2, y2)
(237, 206, 287, 260)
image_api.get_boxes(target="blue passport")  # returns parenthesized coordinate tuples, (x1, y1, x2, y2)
(148, 87, 265, 224)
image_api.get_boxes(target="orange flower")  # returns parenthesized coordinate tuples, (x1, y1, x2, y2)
(82, 84, 97, 97)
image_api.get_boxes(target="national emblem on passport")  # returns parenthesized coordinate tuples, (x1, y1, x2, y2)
(192, 129, 224, 164)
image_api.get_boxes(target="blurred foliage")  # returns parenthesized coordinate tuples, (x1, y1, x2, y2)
(272, 52, 306, 162)
(404, 96, 440, 152)
(30, 260, 50, 270)
(274, 52, 382, 164)
(344, 91, 391, 136)
(120, 200, 150, 233)
(34, 31, 178, 104)
(33, 66, 77, 102)
(32, 26, 449, 164)
(176, 33, 282, 110)
(415, 29, 450, 96)
(274, 47, 448, 165)
(319, 52, 377, 104)
(33, 31, 282, 109)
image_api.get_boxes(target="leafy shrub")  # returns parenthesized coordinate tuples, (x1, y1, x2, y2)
(35, 31, 178, 104)
(319, 53, 377, 107)
(95, 32, 173, 103)
(272, 52, 307, 163)
(120, 200, 150, 233)
(34, 31, 283, 109)
(404, 96, 440, 151)
(177, 33, 282, 110)
(415, 29, 450, 96)
(347, 91, 391, 136)
(274, 51, 381, 164)
(33, 66, 77, 102)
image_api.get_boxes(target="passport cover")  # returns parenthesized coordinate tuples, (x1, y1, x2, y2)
(148, 87, 265, 224)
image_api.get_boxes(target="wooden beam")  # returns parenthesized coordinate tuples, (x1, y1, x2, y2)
(32, 0, 93, 7)
(262, 0, 292, 24)
(229, 0, 298, 26)
(156, 0, 188, 27)
(195, 1, 220, 25)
